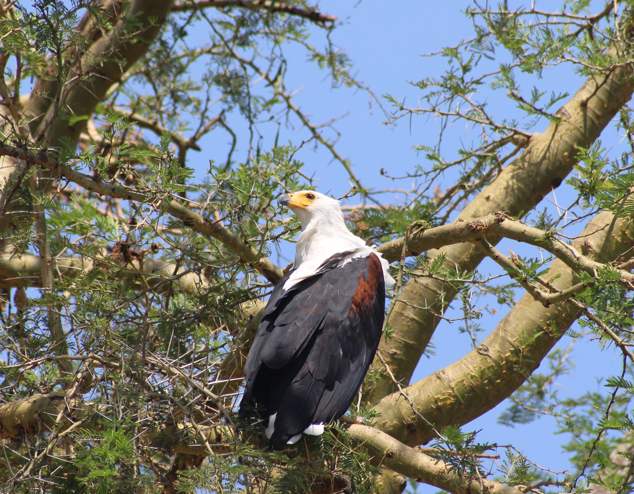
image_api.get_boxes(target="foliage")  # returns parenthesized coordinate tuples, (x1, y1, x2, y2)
(430, 426, 495, 479)
(0, 1, 633, 493)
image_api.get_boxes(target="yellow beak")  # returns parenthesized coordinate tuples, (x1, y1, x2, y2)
(281, 193, 311, 209)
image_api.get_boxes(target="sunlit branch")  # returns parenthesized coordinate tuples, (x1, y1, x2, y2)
(0, 252, 208, 294)
(372, 210, 634, 447)
(348, 424, 528, 494)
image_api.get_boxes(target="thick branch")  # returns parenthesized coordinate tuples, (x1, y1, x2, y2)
(0, 107, 30, 226)
(38, 0, 175, 148)
(0, 391, 65, 439)
(372, 211, 634, 446)
(34, 203, 71, 374)
(1, 0, 173, 219)
(349, 424, 526, 494)
(22, 0, 125, 134)
(378, 211, 634, 283)
(0, 252, 208, 293)
(367, 34, 634, 403)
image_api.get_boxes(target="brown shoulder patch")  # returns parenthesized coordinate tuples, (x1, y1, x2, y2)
(350, 254, 382, 314)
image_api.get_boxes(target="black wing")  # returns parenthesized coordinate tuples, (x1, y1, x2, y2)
(239, 253, 385, 448)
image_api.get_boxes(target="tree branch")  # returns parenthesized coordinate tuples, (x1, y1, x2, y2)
(110, 107, 205, 151)
(371, 210, 634, 446)
(366, 27, 634, 403)
(0, 143, 282, 282)
(588, 434, 634, 494)
(34, 199, 72, 374)
(38, 0, 175, 148)
(378, 211, 634, 284)
(22, 0, 125, 134)
(348, 424, 527, 494)
(212, 37, 368, 195)
(0, 391, 65, 439)
(0, 251, 209, 293)
(481, 241, 634, 362)
(1, 0, 174, 222)
(171, 0, 336, 26)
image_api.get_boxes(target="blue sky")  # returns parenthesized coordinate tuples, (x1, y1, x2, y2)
(185, 1, 625, 491)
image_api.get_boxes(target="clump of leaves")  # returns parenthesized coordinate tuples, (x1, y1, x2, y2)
(498, 449, 542, 487)
(430, 426, 494, 479)
(347, 201, 437, 245)
(269, 424, 378, 494)
(73, 424, 141, 494)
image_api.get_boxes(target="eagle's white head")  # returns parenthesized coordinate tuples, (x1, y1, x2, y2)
(280, 190, 344, 228)
(280, 190, 394, 290)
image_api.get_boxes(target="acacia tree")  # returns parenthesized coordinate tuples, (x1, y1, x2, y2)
(0, 1, 633, 493)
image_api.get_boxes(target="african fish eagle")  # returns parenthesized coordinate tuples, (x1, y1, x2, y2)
(239, 190, 394, 448)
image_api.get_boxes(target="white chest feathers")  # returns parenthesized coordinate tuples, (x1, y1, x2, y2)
(283, 220, 394, 290)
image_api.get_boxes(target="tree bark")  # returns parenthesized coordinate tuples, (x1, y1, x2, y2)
(0, 0, 175, 218)
(372, 211, 634, 445)
(350, 424, 527, 494)
(366, 52, 634, 404)
(0, 392, 65, 439)
(0, 252, 208, 293)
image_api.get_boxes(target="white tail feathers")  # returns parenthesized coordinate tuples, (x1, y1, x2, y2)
(286, 433, 302, 444)
(265, 413, 277, 439)
(303, 423, 324, 436)
(265, 414, 325, 444)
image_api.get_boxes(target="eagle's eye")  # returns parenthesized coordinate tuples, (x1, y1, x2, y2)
(305, 192, 316, 200)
